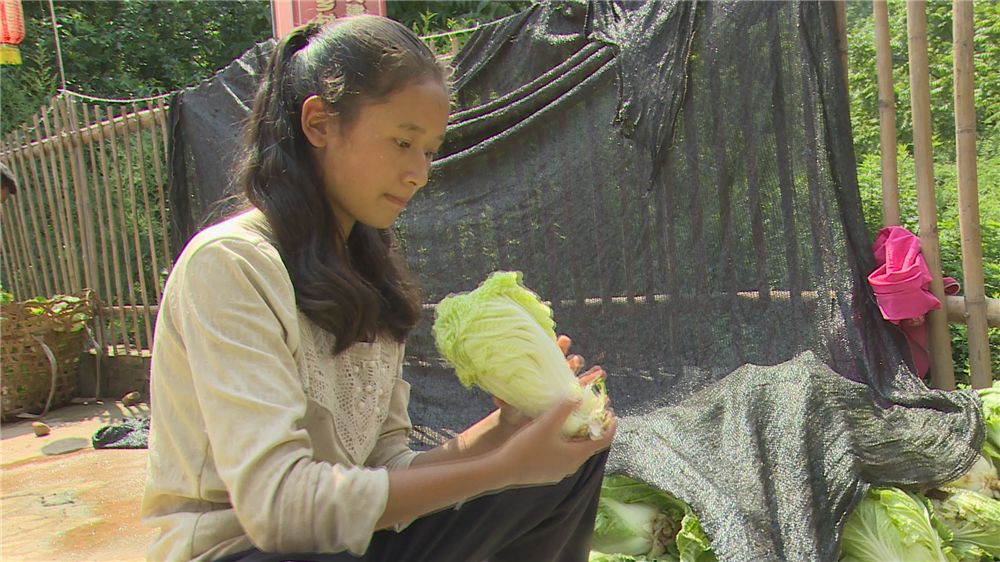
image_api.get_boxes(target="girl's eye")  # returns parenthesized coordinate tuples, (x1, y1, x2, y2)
(395, 139, 411, 149)
(424, 150, 437, 160)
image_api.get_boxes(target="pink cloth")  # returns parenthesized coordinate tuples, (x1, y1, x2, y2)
(868, 226, 959, 378)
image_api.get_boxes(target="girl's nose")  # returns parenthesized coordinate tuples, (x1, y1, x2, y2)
(404, 158, 431, 189)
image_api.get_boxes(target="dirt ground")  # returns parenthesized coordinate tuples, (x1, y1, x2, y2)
(1, 401, 154, 561)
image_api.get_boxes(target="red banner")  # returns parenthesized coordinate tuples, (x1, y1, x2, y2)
(271, 0, 387, 39)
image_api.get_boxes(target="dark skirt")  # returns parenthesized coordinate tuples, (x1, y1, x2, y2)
(215, 450, 608, 562)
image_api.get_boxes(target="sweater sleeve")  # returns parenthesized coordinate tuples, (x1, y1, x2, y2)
(172, 237, 388, 555)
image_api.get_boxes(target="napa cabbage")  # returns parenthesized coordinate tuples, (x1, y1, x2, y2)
(930, 488, 1000, 558)
(593, 475, 688, 558)
(839, 487, 955, 562)
(944, 455, 1000, 500)
(433, 271, 608, 439)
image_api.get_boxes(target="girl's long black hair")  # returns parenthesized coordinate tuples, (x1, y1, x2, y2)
(239, 16, 447, 353)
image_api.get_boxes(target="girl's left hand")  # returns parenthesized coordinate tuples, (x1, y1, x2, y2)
(493, 335, 606, 432)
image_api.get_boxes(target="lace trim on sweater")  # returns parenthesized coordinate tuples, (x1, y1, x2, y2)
(295, 314, 402, 463)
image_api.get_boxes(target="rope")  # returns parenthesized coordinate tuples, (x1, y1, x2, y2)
(47, 0, 67, 92)
(419, 26, 480, 41)
(60, 88, 171, 105)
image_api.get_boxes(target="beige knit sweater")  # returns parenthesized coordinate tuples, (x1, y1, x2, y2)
(142, 209, 420, 561)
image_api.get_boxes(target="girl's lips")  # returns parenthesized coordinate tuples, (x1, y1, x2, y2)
(385, 194, 408, 207)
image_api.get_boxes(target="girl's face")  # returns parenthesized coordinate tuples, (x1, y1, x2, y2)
(307, 79, 450, 236)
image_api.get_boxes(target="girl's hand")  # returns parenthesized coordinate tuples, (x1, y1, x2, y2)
(492, 335, 606, 432)
(497, 399, 617, 487)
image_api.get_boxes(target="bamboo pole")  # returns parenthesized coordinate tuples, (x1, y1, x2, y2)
(32, 113, 73, 291)
(154, 97, 169, 163)
(43, 104, 84, 291)
(0, 230, 16, 298)
(105, 106, 142, 353)
(873, 0, 901, 226)
(94, 105, 130, 356)
(16, 128, 56, 296)
(4, 149, 41, 297)
(117, 104, 155, 349)
(131, 102, 163, 304)
(58, 97, 99, 294)
(906, 0, 955, 389)
(1, 148, 25, 296)
(834, 0, 850, 91)
(4, 166, 37, 296)
(1, 194, 26, 297)
(68, 98, 103, 300)
(0, 107, 165, 161)
(146, 99, 172, 273)
(947, 295, 1000, 329)
(10, 136, 48, 297)
(81, 103, 114, 355)
(80, 104, 112, 301)
(952, 0, 993, 388)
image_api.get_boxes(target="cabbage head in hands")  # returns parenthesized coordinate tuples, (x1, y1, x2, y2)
(433, 271, 609, 439)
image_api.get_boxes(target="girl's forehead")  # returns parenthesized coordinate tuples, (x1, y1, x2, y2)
(366, 80, 450, 131)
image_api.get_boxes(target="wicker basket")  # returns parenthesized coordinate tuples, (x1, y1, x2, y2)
(1, 292, 92, 419)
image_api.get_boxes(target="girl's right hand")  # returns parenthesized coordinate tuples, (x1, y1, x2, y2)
(496, 400, 616, 487)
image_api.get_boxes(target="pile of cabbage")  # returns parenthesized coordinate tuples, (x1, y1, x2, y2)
(432, 271, 999, 561)
(587, 383, 1000, 562)
(588, 475, 716, 562)
(838, 381, 1000, 562)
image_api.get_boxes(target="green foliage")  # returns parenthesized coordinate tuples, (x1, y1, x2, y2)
(387, 1, 531, 56)
(847, 1, 1000, 383)
(1, 0, 272, 136)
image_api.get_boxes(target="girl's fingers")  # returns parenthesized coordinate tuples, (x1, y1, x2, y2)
(577, 366, 605, 385)
(567, 354, 585, 374)
(557, 334, 572, 355)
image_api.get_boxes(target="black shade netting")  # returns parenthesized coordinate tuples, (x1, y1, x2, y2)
(165, 2, 983, 560)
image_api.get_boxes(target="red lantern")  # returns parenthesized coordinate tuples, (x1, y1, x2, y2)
(0, 0, 25, 65)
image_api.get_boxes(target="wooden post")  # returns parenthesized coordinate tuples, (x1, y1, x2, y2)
(952, 0, 993, 388)
(44, 104, 84, 291)
(873, 0, 901, 226)
(906, 0, 955, 388)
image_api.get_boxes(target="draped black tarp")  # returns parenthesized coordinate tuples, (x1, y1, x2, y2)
(166, 2, 982, 560)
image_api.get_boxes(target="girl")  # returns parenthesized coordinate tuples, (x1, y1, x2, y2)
(142, 15, 615, 562)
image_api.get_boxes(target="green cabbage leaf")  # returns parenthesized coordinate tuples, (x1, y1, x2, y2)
(931, 488, 1000, 558)
(840, 487, 955, 562)
(433, 271, 607, 438)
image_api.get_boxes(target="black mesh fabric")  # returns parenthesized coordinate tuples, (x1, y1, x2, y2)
(165, 2, 983, 560)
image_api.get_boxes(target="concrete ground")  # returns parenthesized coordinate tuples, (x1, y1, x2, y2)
(1, 401, 154, 561)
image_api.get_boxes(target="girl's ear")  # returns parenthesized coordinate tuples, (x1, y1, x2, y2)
(301, 95, 339, 148)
